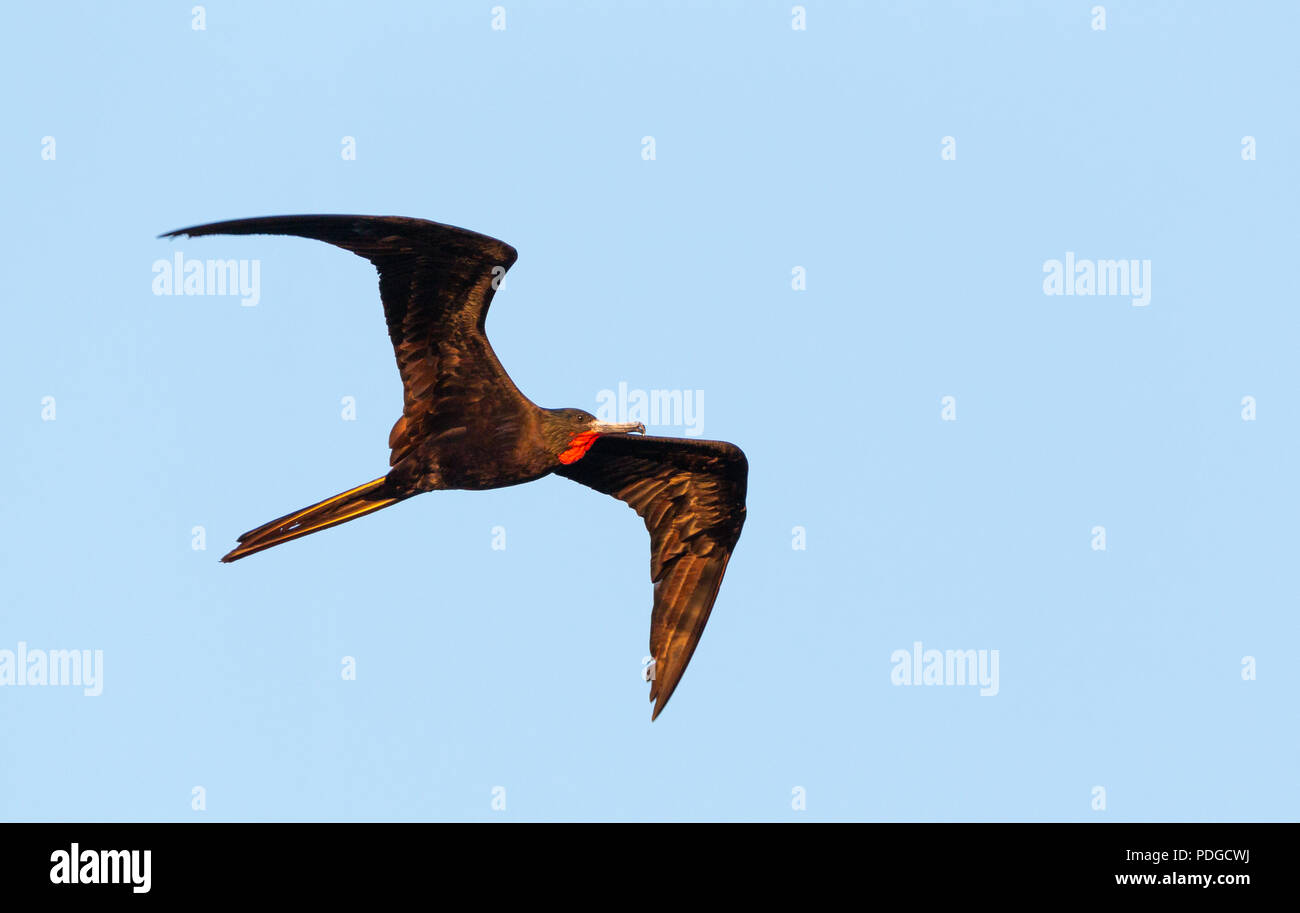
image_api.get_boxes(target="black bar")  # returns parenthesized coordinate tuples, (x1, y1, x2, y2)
(0, 823, 1275, 897)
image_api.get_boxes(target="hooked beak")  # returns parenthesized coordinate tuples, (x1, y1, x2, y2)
(589, 420, 645, 435)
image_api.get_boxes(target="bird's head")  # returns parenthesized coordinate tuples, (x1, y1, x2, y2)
(544, 408, 645, 465)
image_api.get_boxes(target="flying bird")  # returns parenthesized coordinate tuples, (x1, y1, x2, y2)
(161, 215, 748, 719)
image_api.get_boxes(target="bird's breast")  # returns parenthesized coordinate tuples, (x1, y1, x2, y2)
(420, 423, 555, 491)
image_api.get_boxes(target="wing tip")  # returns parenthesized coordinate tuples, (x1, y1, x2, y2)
(157, 215, 519, 262)
(159, 220, 230, 240)
(649, 678, 674, 721)
(158, 217, 264, 240)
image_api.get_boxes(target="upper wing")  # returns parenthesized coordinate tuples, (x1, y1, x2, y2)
(555, 435, 748, 720)
(161, 215, 525, 465)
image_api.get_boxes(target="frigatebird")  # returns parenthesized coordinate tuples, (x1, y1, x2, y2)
(162, 215, 748, 720)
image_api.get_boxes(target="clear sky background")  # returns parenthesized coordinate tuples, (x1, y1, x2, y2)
(2, 1, 1296, 822)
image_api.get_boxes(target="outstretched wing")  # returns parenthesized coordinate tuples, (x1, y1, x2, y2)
(161, 215, 525, 466)
(555, 435, 748, 719)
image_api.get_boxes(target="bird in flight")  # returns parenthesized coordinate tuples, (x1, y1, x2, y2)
(161, 215, 748, 719)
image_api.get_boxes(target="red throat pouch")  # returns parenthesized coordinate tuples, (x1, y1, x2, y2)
(558, 431, 602, 464)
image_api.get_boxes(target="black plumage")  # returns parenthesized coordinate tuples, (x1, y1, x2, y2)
(162, 215, 748, 719)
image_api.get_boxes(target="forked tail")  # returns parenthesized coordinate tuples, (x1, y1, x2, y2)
(221, 476, 408, 563)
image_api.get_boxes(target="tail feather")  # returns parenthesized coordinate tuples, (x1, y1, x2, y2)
(221, 476, 407, 563)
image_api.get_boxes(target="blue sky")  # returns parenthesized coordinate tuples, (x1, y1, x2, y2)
(1, 1, 1296, 821)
